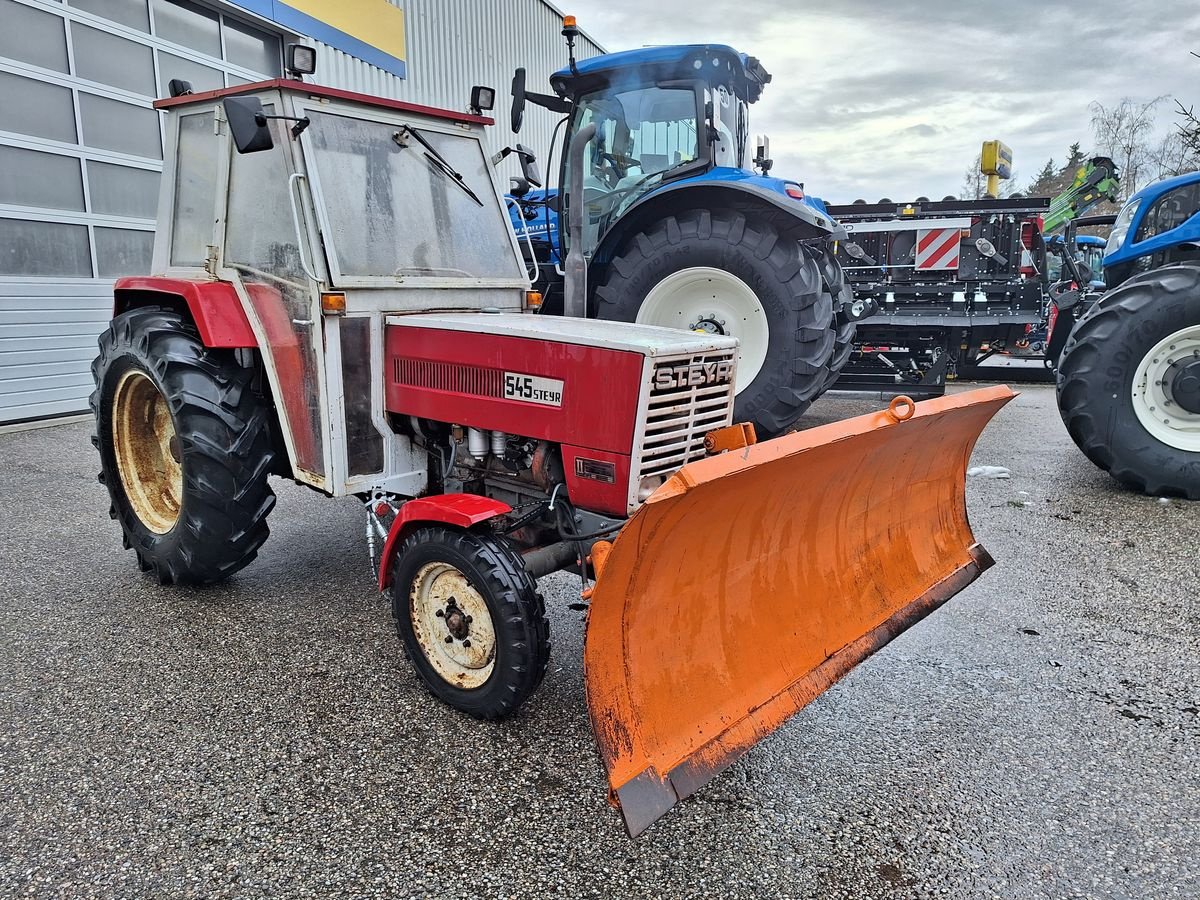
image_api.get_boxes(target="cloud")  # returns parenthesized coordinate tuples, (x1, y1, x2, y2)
(567, 0, 1200, 200)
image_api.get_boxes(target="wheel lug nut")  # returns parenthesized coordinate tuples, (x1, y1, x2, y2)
(465, 615, 473, 623)
(462, 640, 471, 648)
(445, 636, 453, 643)
(435, 610, 444, 617)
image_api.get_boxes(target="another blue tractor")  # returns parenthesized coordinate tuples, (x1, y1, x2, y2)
(1054, 171, 1200, 497)
(507, 25, 869, 436)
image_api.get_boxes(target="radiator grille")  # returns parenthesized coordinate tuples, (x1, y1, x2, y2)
(638, 350, 737, 481)
(393, 358, 504, 398)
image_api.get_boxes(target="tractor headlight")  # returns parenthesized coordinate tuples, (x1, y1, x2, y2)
(1105, 198, 1141, 255)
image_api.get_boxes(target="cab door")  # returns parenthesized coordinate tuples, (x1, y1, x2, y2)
(217, 96, 330, 489)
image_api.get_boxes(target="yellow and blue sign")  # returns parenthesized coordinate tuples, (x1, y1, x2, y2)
(230, 0, 407, 78)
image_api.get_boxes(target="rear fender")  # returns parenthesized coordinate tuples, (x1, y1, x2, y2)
(377, 495, 514, 590)
(113, 276, 256, 348)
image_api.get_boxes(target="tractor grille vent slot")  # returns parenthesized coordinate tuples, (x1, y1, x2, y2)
(638, 350, 737, 481)
(393, 358, 504, 398)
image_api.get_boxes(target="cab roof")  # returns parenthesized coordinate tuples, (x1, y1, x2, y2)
(550, 44, 771, 102)
(153, 78, 493, 127)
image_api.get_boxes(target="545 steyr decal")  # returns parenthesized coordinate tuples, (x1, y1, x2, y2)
(504, 372, 564, 407)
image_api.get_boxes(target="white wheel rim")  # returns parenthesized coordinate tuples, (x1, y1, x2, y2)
(409, 562, 496, 689)
(636, 267, 767, 394)
(1131, 324, 1200, 452)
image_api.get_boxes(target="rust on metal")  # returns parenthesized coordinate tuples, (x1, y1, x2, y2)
(703, 422, 758, 454)
(111, 369, 183, 534)
(582, 385, 1015, 836)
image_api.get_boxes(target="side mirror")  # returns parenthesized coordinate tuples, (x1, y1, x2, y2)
(510, 67, 526, 134)
(223, 96, 273, 154)
(515, 143, 541, 187)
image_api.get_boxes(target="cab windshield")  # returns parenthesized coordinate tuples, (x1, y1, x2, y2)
(304, 110, 523, 282)
(565, 84, 700, 253)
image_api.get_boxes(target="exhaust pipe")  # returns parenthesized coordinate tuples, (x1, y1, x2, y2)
(563, 122, 596, 319)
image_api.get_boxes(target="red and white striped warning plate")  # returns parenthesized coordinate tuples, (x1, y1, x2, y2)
(915, 227, 962, 270)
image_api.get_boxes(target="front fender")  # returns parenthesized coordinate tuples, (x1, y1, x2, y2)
(377, 494, 513, 590)
(593, 174, 844, 269)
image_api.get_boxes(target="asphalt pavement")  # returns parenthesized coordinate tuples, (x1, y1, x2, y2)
(1, 384, 1196, 899)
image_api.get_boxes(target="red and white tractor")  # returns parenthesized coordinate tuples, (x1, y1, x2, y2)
(91, 72, 1012, 835)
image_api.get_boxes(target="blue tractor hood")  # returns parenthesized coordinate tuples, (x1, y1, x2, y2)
(550, 44, 772, 102)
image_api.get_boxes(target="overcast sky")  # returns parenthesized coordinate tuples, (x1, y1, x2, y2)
(566, 0, 1200, 202)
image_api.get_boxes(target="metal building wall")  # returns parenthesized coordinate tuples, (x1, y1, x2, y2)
(312, 0, 604, 182)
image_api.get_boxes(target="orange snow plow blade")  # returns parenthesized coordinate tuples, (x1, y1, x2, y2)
(584, 385, 1015, 836)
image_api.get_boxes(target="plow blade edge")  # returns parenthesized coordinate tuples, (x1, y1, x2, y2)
(584, 385, 1015, 836)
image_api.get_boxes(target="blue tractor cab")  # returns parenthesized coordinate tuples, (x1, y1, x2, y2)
(507, 29, 859, 437)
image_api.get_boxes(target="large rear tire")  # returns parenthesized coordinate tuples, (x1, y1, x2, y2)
(1056, 264, 1200, 499)
(593, 209, 835, 437)
(91, 307, 277, 584)
(391, 527, 550, 720)
(815, 245, 856, 396)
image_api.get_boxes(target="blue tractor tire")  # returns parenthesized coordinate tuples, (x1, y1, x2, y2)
(592, 209, 835, 437)
(1057, 263, 1200, 499)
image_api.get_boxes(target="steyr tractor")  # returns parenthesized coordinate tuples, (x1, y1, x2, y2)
(1053, 171, 1200, 498)
(506, 24, 870, 438)
(90, 69, 1012, 836)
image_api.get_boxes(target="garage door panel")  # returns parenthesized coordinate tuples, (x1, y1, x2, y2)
(0, 335, 99, 353)
(0, 294, 112, 312)
(0, 322, 108, 340)
(0, 371, 95, 396)
(0, 380, 95, 406)
(0, 396, 90, 421)
(0, 307, 112, 325)
(0, 354, 97, 380)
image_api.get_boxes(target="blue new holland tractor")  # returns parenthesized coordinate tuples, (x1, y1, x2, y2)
(1053, 171, 1200, 498)
(507, 24, 870, 437)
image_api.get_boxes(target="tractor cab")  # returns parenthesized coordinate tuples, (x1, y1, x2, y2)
(144, 78, 531, 495)
(548, 45, 765, 253)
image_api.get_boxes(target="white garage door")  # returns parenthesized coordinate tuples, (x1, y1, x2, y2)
(0, 0, 282, 423)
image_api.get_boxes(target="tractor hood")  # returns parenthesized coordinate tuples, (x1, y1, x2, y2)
(551, 45, 771, 102)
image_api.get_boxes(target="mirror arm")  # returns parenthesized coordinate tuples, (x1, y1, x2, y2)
(525, 91, 573, 115)
(254, 111, 311, 138)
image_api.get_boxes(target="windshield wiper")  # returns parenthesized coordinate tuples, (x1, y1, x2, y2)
(394, 124, 483, 207)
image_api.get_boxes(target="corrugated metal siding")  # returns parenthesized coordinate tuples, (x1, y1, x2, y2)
(312, 0, 604, 181)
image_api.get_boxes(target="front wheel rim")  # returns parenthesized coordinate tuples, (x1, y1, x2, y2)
(1131, 325, 1200, 452)
(111, 369, 183, 534)
(409, 562, 497, 689)
(637, 267, 768, 394)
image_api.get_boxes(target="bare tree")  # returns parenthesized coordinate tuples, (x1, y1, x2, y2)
(961, 154, 987, 199)
(1089, 96, 1167, 195)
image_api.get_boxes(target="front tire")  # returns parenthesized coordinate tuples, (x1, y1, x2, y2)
(593, 209, 835, 437)
(391, 527, 550, 720)
(1057, 264, 1200, 498)
(91, 307, 277, 584)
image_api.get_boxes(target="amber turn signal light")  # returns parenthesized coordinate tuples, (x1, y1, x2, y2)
(321, 292, 346, 315)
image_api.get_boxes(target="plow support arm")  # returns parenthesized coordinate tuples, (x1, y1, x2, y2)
(583, 386, 1015, 836)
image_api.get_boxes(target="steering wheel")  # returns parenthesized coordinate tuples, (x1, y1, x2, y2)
(596, 151, 640, 184)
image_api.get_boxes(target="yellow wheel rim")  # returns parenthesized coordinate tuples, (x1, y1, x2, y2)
(112, 369, 183, 535)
